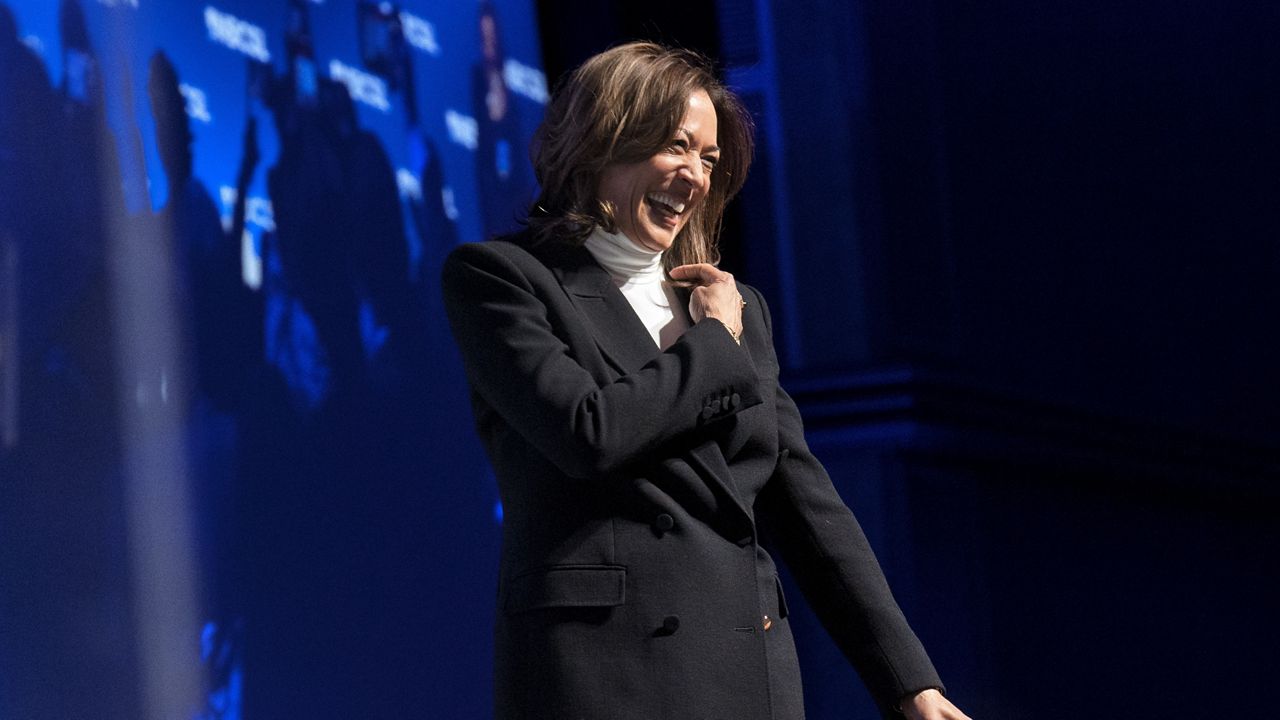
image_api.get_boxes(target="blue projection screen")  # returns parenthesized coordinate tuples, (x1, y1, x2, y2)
(0, 1, 541, 718)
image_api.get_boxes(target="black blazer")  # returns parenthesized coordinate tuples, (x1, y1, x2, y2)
(442, 233, 942, 720)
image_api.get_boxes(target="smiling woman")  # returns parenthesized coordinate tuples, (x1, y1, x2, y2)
(441, 41, 970, 720)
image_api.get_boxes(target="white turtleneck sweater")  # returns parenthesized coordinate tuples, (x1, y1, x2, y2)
(583, 226, 690, 350)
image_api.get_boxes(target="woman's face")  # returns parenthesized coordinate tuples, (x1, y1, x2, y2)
(597, 89, 720, 253)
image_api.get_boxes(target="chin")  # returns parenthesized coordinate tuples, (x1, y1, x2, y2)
(646, 226, 682, 252)
(644, 236, 676, 253)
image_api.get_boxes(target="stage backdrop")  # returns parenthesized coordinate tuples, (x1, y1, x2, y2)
(0, 1, 544, 718)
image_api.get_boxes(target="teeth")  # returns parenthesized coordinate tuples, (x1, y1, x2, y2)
(647, 192, 686, 214)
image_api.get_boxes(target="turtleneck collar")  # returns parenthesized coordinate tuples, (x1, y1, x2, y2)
(583, 225, 665, 285)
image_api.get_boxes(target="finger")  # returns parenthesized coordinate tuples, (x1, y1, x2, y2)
(669, 263, 728, 285)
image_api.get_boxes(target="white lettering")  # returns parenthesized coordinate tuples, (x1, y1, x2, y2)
(205, 6, 270, 63)
(179, 83, 212, 124)
(96, 0, 139, 7)
(503, 59, 548, 104)
(246, 197, 275, 232)
(445, 110, 478, 150)
(218, 186, 275, 233)
(241, 229, 262, 290)
(329, 59, 391, 113)
(400, 11, 441, 56)
(442, 186, 459, 221)
(396, 168, 422, 201)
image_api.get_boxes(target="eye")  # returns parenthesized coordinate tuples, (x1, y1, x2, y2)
(667, 138, 689, 153)
(702, 155, 719, 170)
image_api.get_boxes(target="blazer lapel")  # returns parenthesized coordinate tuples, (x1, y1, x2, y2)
(544, 242, 661, 377)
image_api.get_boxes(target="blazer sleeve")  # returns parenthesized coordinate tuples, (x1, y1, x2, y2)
(747, 286, 944, 718)
(441, 241, 763, 479)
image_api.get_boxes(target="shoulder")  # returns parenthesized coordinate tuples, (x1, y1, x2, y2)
(444, 232, 541, 278)
(442, 231, 580, 300)
(446, 229, 594, 274)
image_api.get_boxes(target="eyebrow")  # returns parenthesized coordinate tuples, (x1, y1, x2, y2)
(679, 128, 720, 154)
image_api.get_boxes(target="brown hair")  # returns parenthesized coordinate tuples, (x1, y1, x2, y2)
(528, 41, 754, 271)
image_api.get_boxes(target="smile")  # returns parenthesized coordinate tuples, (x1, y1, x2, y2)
(645, 191, 687, 216)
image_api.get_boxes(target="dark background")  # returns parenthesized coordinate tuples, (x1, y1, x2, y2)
(2, 0, 1277, 718)
(539, 1, 1280, 718)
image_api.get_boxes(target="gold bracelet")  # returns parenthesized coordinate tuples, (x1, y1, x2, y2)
(719, 318, 742, 345)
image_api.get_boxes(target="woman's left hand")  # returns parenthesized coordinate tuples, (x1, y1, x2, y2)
(900, 688, 972, 720)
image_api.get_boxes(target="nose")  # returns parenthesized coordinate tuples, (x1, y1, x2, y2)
(678, 153, 708, 190)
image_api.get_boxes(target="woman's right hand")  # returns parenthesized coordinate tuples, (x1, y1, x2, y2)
(900, 689, 972, 720)
(669, 263, 744, 342)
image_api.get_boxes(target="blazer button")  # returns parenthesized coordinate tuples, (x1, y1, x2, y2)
(659, 615, 681, 636)
(653, 513, 674, 533)
(709, 397, 723, 413)
(735, 535, 753, 547)
(729, 392, 741, 409)
(701, 405, 715, 420)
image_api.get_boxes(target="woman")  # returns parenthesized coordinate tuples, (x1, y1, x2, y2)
(443, 42, 970, 720)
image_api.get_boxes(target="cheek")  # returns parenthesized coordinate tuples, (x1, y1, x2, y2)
(597, 175, 625, 211)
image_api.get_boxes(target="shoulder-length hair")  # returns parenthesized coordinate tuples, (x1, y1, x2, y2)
(527, 41, 754, 271)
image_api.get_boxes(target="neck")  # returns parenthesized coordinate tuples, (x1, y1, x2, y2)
(583, 225, 664, 283)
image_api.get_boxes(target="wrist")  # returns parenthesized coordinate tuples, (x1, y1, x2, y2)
(897, 687, 945, 716)
(706, 316, 741, 345)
